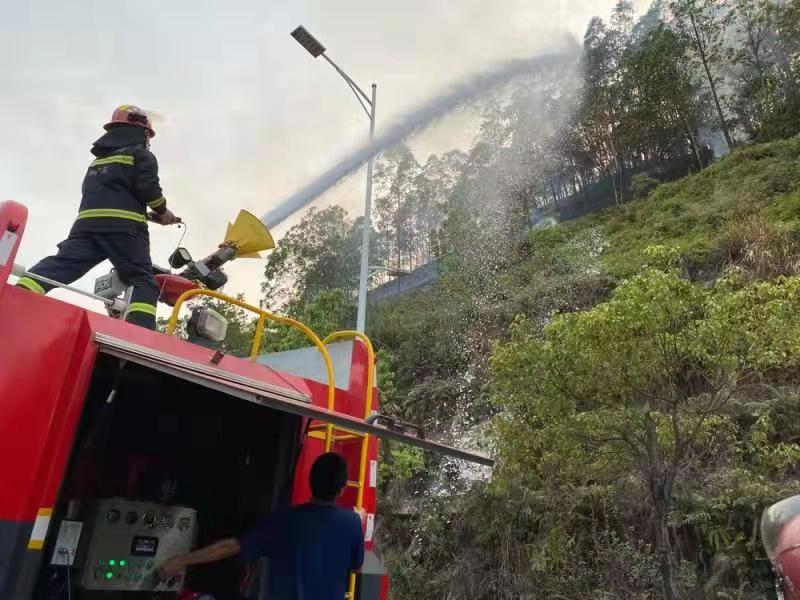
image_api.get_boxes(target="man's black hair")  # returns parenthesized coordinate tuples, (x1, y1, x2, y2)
(310, 452, 349, 503)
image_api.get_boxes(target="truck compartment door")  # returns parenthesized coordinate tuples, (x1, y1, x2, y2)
(94, 334, 493, 467)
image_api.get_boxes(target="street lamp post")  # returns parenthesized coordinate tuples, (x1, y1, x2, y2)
(291, 25, 377, 333)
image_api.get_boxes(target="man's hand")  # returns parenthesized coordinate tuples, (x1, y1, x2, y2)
(150, 209, 181, 225)
(155, 538, 241, 579)
(157, 554, 186, 579)
(354, 507, 367, 528)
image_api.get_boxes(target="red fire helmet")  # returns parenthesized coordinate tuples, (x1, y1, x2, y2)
(104, 105, 155, 137)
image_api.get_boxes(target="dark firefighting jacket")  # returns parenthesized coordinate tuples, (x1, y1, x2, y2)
(71, 125, 168, 235)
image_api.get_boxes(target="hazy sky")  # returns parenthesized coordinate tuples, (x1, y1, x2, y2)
(1, 0, 646, 315)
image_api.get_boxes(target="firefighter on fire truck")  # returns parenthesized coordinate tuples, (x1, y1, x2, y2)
(16, 105, 180, 330)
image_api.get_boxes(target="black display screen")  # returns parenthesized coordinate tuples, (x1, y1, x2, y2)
(130, 535, 159, 557)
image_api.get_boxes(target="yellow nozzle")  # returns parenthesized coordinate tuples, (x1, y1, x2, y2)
(223, 210, 275, 258)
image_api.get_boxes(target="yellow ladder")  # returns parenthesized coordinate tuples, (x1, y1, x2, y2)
(313, 331, 375, 600)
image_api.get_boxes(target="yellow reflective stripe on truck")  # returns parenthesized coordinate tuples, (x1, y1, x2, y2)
(90, 155, 134, 167)
(76, 209, 147, 223)
(27, 508, 53, 550)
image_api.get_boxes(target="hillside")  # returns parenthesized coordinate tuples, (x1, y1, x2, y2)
(240, 1, 800, 594)
(371, 137, 800, 599)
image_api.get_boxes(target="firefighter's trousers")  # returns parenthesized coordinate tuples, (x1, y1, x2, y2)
(16, 230, 159, 329)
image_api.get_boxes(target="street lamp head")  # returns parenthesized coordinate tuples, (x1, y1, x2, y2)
(291, 26, 326, 58)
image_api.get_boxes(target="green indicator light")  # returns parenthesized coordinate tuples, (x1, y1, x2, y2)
(119, 560, 127, 566)
(105, 572, 114, 580)
(109, 559, 116, 566)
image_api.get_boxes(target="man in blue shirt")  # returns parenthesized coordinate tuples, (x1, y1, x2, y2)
(159, 453, 365, 600)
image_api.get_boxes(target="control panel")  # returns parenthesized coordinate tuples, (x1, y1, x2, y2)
(81, 498, 197, 592)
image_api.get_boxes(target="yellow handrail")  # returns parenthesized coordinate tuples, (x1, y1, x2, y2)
(323, 330, 376, 600)
(323, 332, 375, 504)
(322, 330, 375, 421)
(165, 288, 335, 415)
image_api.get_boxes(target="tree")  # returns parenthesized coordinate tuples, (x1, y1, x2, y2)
(780, 0, 800, 56)
(374, 146, 422, 271)
(497, 81, 579, 225)
(732, 0, 775, 78)
(626, 24, 708, 170)
(729, 0, 782, 137)
(260, 288, 353, 353)
(577, 15, 629, 204)
(732, 0, 800, 140)
(669, 0, 736, 151)
(491, 259, 800, 599)
(634, 0, 668, 37)
(412, 151, 467, 263)
(373, 146, 468, 273)
(261, 205, 381, 306)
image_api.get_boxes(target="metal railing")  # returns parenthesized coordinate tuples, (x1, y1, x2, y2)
(165, 288, 335, 415)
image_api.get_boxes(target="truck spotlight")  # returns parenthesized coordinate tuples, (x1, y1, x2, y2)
(169, 247, 193, 269)
(188, 308, 228, 343)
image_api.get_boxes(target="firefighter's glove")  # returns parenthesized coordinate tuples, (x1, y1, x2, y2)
(150, 209, 182, 226)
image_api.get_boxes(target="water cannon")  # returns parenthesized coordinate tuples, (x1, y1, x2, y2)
(91, 210, 274, 330)
(174, 211, 275, 290)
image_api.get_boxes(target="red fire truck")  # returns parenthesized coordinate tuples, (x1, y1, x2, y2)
(0, 200, 491, 600)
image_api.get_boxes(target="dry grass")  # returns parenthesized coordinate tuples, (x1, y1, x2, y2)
(720, 212, 800, 279)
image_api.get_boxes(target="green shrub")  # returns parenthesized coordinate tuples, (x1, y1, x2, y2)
(630, 173, 659, 200)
